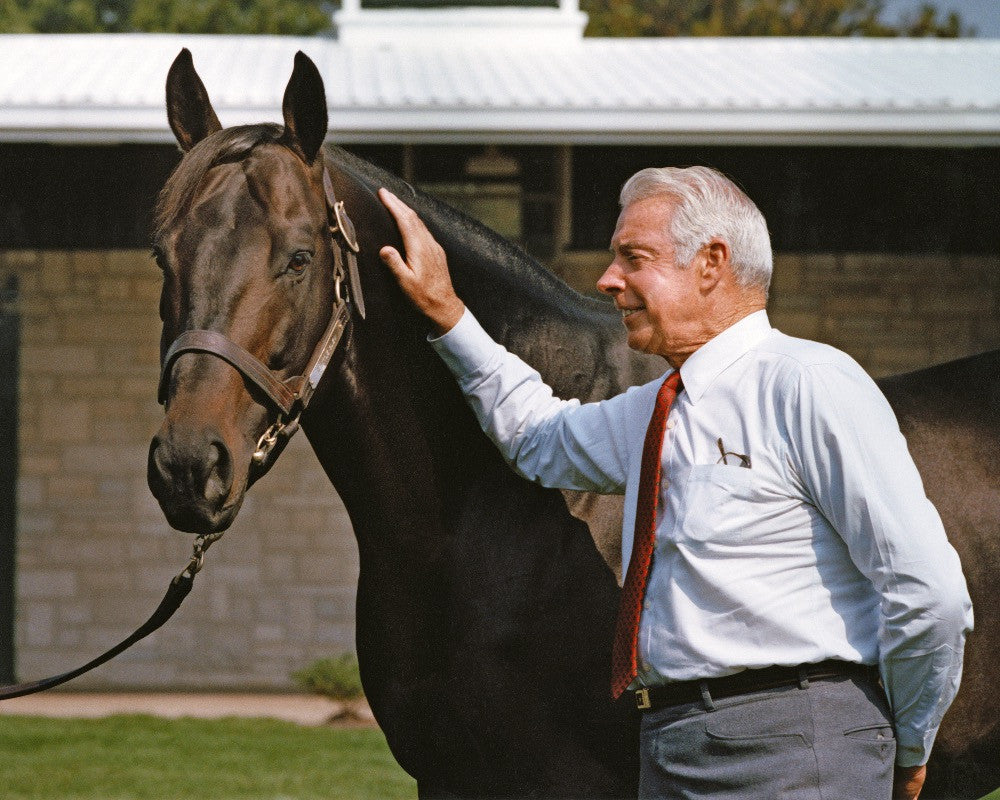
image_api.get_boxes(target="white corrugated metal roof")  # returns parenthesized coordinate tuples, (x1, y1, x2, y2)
(1, 33, 998, 145)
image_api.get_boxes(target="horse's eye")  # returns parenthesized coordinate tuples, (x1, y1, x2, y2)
(287, 250, 313, 274)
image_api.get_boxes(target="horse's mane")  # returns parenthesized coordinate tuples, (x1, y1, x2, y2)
(325, 145, 613, 317)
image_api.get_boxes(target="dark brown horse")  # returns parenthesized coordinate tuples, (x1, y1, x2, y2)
(148, 51, 999, 799)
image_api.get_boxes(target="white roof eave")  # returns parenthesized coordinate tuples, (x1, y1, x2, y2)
(3, 107, 998, 147)
(2, 33, 999, 147)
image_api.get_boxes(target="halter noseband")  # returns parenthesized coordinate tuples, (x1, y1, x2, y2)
(157, 166, 363, 465)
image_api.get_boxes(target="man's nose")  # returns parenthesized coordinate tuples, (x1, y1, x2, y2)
(596, 261, 624, 296)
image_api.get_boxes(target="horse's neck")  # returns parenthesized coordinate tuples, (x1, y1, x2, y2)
(299, 243, 645, 790)
(301, 191, 656, 550)
(303, 318, 495, 541)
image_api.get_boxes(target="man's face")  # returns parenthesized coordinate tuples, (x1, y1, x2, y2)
(597, 196, 703, 361)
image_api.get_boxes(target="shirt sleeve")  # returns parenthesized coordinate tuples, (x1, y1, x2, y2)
(782, 358, 973, 767)
(430, 308, 633, 494)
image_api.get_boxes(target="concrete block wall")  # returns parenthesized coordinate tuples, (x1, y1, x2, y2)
(3, 249, 359, 690)
(767, 253, 1000, 377)
(554, 251, 1000, 378)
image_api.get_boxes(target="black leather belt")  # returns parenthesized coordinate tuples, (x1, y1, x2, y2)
(634, 659, 878, 711)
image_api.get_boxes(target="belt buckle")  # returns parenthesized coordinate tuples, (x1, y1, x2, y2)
(635, 688, 652, 710)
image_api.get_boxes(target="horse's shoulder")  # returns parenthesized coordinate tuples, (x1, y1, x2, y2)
(878, 349, 1000, 427)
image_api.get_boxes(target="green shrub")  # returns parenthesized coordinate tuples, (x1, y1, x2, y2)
(292, 653, 365, 701)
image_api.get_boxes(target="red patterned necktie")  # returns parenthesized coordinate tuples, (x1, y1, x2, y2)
(611, 370, 683, 699)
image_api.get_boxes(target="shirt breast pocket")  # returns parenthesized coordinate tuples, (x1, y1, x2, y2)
(674, 463, 766, 544)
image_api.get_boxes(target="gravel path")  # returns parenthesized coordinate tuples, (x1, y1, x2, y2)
(0, 692, 375, 726)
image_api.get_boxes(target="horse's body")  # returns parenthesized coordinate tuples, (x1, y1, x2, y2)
(149, 51, 999, 799)
(878, 353, 1000, 798)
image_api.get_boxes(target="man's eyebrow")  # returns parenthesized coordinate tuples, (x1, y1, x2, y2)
(613, 241, 654, 256)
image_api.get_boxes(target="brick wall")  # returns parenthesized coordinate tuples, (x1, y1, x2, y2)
(4, 247, 999, 689)
(3, 249, 359, 690)
(553, 251, 1000, 377)
(768, 253, 1000, 377)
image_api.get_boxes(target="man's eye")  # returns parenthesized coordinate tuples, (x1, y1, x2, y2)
(288, 251, 312, 274)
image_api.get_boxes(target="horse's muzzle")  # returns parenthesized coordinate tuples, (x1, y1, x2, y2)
(147, 424, 241, 533)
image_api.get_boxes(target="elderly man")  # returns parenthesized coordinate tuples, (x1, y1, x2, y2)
(377, 166, 972, 800)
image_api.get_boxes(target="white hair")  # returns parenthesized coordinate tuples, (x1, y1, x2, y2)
(619, 166, 773, 294)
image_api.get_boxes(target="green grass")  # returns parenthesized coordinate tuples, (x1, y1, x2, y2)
(0, 715, 417, 800)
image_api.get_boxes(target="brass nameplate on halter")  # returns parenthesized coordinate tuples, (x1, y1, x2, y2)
(307, 302, 351, 391)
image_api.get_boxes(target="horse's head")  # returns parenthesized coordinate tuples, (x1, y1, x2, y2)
(148, 49, 355, 533)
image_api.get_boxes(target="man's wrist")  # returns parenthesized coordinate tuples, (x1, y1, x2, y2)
(430, 298, 466, 336)
(893, 764, 926, 800)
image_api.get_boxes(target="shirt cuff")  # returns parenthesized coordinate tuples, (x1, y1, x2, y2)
(429, 308, 501, 379)
(894, 726, 931, 768)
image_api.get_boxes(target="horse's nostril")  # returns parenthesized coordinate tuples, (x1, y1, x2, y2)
(148, 435, 169, 495)
(202, 440, 232, 506)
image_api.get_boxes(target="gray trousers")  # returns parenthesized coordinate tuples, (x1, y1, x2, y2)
(638, 672, 896, 799)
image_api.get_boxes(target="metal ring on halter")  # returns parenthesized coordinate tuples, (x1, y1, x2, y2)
(252, 409, 302, 465)
(253, 423, 281, 464)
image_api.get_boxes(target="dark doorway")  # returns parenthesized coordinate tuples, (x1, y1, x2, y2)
(0, 275, 19, 683)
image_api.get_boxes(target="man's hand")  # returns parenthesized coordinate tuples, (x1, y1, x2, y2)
(378, 188, 466, 336)
(893, 764, 926, 800)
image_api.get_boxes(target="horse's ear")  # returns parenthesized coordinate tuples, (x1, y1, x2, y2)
(165, 49, 223, 152)
(280, 51, 328, 164)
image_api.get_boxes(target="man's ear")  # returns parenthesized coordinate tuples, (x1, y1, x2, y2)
(699, 240, 730, 292)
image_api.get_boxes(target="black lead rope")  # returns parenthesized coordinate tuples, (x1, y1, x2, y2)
(0, 532, 222, 701)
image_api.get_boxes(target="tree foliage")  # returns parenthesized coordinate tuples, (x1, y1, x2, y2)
(0, 0, 969, 37)
(582, 0, 968, 38)
(0, 0, 332, 34)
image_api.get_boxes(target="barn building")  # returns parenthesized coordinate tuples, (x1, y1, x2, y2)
(1, 1, 998, 689)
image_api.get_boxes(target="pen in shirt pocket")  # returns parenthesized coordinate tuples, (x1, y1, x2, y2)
(716, 438, 752, 468)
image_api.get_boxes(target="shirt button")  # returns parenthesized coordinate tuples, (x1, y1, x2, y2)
(666, 419, 676, 430)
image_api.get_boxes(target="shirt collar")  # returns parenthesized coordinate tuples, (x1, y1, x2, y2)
(678, 309, 772, 404)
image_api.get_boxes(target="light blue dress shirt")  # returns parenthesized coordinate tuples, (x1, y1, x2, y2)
(431, 307, 972, 767)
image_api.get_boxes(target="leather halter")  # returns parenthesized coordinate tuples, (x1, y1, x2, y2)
(157, 166, 362, 464)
